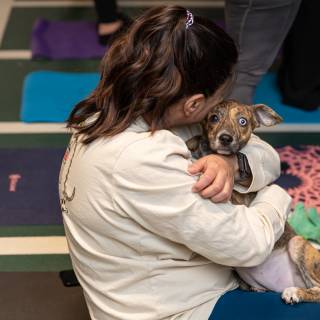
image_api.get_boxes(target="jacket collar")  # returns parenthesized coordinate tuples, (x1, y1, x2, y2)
(129, 116, 202, 143)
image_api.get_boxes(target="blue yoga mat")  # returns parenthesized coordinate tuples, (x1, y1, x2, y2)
(254, 73, 320, 123)
(20, 71, 100, 122)
(0, 148, 65, 225)
(209, 289, 320, 320)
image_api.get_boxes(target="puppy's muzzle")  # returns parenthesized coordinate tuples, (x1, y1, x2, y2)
(211, 131, 239, 155)
(218, 134, 233, 146)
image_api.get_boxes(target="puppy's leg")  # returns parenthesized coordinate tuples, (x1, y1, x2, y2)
(282, 236, 320, 304)
(282, 287, 320, 304)
(288, 236, 320, 288)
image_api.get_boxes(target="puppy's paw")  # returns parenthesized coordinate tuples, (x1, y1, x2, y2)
(282, 287, 301, 304)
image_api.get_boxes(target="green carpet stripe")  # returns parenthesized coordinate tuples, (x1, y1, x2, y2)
(0, 133, 70, 147)
(0, 225, 65, 237)
(0, 254, 72, 271)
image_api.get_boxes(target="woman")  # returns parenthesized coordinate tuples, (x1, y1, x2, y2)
(59, 6, 292, 320)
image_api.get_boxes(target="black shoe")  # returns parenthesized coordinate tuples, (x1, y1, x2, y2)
(98, 12, 133, 46)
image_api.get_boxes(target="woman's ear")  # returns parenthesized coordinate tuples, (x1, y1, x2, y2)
(183, 94, 205, 117)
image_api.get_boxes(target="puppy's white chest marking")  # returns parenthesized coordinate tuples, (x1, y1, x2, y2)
(236, 248, 306, 292)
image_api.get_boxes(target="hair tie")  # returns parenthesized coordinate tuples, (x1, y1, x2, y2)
(185, 10, 194, 29)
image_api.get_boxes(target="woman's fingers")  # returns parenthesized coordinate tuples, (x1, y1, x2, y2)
(189, 154, 236, 198)
(210, 176, 233, 203)
(200, 170, 233, 201)
(188, 157, 206, 175)
(192, 171, 216, 193)
(199, 171, 224, 198)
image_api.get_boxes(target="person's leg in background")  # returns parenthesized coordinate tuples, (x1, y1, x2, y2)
(94, 0, 131, 45)
(225, 0, 301, 104)
(209, 289, 320, 320)
(94, 0, 118, 24)
(278, 0, 320, 110)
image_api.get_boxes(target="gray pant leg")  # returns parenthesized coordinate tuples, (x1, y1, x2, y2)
(225, 0, 301, 104)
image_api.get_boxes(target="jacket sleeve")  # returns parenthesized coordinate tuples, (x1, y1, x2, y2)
(111, 133, 291, 268)
(234, 134, 281, 193)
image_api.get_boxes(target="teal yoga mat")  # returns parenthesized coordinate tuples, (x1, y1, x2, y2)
(20, 71, 100, 122)
(254, 73, 320, 123)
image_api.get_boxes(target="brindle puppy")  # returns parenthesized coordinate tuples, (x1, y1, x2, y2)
(187, 100, 320, 304)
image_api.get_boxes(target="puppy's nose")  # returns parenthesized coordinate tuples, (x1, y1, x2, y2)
(219, 134, 233, 146)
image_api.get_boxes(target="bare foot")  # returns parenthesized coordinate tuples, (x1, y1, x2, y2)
(98, 20, 123, 36)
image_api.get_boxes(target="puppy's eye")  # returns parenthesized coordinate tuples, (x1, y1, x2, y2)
(209, 115, 219, 123)
(239, 117, 247, 126)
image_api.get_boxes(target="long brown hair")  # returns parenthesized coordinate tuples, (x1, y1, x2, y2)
(67, 6, 238, 144)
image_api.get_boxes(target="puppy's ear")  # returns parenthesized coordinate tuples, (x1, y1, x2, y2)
(201, 118, 208, 134)
(253, 104, 283, 127)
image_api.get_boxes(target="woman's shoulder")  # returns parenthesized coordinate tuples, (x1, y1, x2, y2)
(113, 129, 191, 172)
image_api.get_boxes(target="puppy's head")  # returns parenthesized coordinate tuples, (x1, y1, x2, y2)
(202, 100, 282, 155)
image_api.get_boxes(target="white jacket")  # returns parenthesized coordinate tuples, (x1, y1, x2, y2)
(59, 117, 291, 320)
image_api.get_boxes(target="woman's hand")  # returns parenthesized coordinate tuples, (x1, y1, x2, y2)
(188, 154, 238, 203)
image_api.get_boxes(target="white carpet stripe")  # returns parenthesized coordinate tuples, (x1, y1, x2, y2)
(0, 122, 319, 133)
(0, 122, 70, 133)
(0, 235, 316, 256)
(0, 236, 68, 255)
(0, 0, 13, 46)
(255, 124, 320, 133)
(0, 50, 32, 59)
(13, 1, 225, 8)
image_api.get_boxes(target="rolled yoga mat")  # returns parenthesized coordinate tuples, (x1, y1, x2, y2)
(20, 71, 99, 122)
(31, 19, 106, 59)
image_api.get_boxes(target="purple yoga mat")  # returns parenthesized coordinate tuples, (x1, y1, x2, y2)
(0, 148, 65, 225)
(31, 19, 107, 59)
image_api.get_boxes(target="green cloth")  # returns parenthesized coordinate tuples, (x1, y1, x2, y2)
(288, 203, 320, 244)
